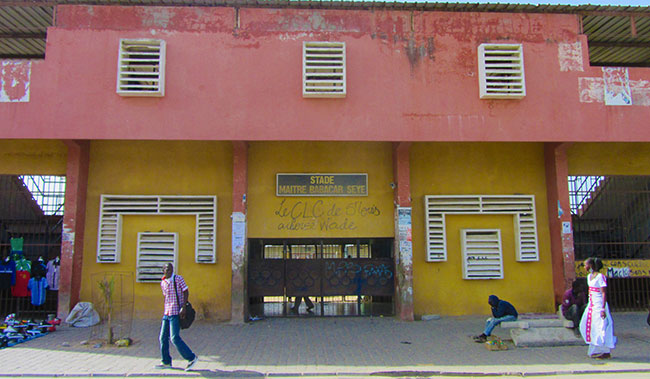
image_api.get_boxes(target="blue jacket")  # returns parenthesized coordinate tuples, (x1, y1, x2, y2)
(491, 299, 518, 318)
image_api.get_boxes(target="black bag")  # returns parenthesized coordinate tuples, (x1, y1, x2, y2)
(173, 276, 196, 329)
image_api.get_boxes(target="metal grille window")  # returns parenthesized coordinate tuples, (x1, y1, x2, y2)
(136, 232, 177, 283)
(572, 176, 650, 260)
(303, 41, 346, 98)
(478, 43, 526, 99)
(461, 229, 503, 279)
(117, 39, 166, 97)
(568, 176, 606, 215)
(19, 175, 66, 216)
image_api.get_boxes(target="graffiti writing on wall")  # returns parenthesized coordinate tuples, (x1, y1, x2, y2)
(575, 259, 650, 278)
(274, 198, 381, 232)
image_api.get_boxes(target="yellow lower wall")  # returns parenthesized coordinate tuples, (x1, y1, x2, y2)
(411, 143, 554, 316)
(568, 143, 650, 175)
(247, 142, 394, 238)
(81, 141, 233, 320)
(0, 140, 66, 175)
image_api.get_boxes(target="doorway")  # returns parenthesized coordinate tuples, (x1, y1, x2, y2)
(248, 238, 394, 317)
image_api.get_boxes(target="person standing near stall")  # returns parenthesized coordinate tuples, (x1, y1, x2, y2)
(579, 257, 617, 359)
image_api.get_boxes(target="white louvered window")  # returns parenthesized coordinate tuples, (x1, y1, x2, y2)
(137, 232, 178, 283)
(478, 43, 525, 99)
(424, 195, 538, 262)
(117, 39, 166, 97)
(303, 41, 346, 98)
(461, 229, 503, 280)
(97, 195, 216, 264)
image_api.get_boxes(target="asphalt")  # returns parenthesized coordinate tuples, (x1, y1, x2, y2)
(0, 312, 649, 378)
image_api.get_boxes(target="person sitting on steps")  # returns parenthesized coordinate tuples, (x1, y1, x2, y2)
(473, 295, 518, 343)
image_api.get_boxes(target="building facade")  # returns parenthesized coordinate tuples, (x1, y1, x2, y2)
(1, 2, 649, 322)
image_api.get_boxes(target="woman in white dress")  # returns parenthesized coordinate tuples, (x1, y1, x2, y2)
(579, 257, 617, 359)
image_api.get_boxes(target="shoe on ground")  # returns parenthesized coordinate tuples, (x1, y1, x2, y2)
(473, 334, 487, 343)
(154, 363, 172, 369)
(290, 307, 299, 314)
(185, 356, 198, 371)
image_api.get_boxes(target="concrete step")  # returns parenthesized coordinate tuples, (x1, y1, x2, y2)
(510, 327, 584, 347)
(500, 319, 573, 329)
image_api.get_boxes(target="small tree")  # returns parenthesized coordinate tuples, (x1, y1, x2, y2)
(97, 276, 115, 344)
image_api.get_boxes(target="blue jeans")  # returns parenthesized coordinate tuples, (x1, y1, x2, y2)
(484, 315, 517, 336)
(160, 315, 195, 364)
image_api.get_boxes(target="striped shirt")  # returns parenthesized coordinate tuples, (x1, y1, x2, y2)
(161, 274, 188, 316)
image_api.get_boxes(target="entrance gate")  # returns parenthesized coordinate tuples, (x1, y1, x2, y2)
(248, 238, 394, 317)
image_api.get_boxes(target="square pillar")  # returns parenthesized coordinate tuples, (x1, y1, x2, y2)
(58, 140, 89, 320)
(231, 141, 248, 323)
(393, 142, 414, 321)
(544, 142, 576, 305)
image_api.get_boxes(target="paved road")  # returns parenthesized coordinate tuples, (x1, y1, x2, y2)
(0, 312, 648, 377)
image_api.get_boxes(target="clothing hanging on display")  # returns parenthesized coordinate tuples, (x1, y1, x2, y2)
(12, 270, 30, 297)
(27, 277, 48, 306)
(31, 257, 46, 280)
(46, 258, 60, 291)
(12, 255, 31, 297)
(10, 237, 24, 253)
(0, 257, 16, 290)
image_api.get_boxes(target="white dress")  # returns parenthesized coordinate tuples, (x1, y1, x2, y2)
(579, 272, 617, 356)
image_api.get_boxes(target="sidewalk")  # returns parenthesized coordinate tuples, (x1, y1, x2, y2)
(0, 312, 649, 377)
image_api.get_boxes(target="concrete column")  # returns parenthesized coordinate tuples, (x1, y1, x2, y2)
(544, 142, 576, 306)
(58, 140, 90, 320)
(393, 142, 414, 321)
(230, 141, 248, 323)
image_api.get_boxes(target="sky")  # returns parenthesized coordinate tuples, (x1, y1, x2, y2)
(395, 1, 649, 5)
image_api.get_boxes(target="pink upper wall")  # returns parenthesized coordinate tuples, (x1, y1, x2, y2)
(1, 5, 649, 142)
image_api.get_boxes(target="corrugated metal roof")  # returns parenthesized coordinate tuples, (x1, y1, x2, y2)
(0, 1, 648, 66)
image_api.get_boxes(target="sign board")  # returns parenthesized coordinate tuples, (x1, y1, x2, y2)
(575, 259, 650, 278)
(276, 173, 368, 196)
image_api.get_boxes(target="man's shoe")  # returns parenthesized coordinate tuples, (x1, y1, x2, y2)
(473, 334, 487, 343)
(154, 363, 172, 369)
(185, 356, 198, 371)
(290, 307, 299, 314)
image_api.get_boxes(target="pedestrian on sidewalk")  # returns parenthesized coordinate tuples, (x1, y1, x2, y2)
(155, 263, 198, 371)
(562, 279, 587, 334)
(579, 257, 616, 359)
(473, 295, 518, 343)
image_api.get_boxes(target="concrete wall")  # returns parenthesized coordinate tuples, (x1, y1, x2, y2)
(0, 140, 67, 175)
(1, 5, 649, 142)
(247, 142, 394, 238)
(80, 141, 233, 320)
(410, 142, 554, 316)
(568, 143, 650, 175)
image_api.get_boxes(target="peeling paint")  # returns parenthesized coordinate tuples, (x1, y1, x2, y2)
(603, 67, 632, 106)
(0, 61, 31, 102)
(142, 8, 172, 28)
(579, 76, 650, 106)
(557, 42, 583, 72)
(62, 231, 75, 243)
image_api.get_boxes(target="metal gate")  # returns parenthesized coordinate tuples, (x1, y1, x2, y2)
(571, 175, 650, 310)
(248, 238, 394, 317)
(0, 175, 64, 319)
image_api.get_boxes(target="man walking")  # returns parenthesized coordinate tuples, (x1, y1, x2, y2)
(473, 295, 518, 343)
(155, 263, 198, 371)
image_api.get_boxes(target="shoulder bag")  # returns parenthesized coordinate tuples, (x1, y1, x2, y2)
(173, 276, 196, 329)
